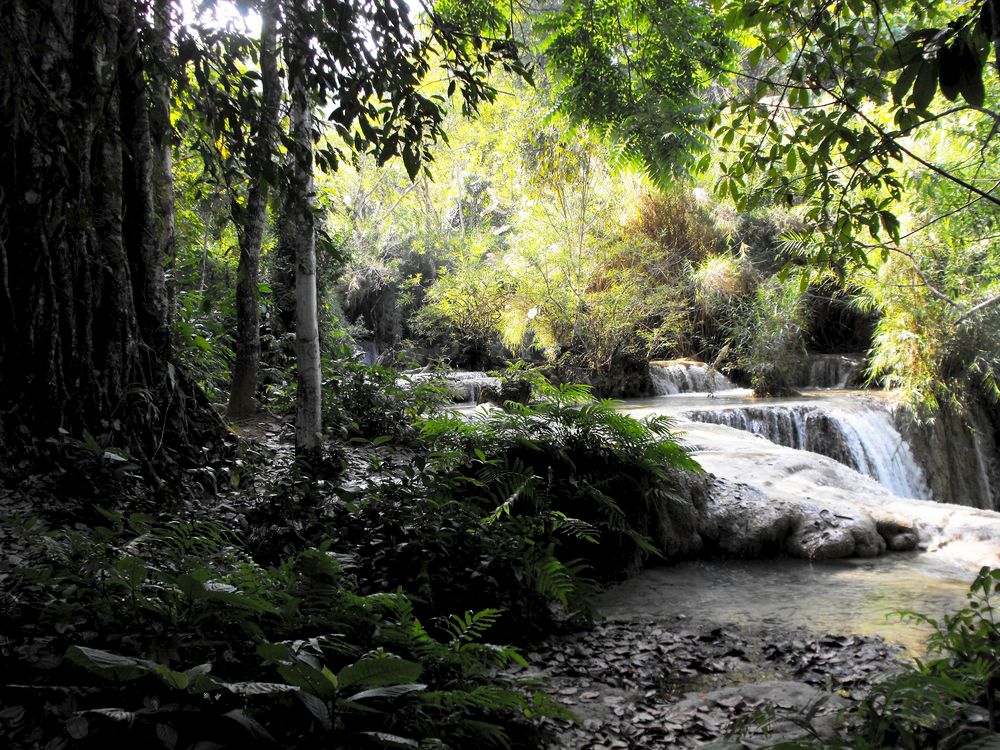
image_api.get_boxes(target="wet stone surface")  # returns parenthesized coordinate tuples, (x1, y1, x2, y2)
(526, 617, 904, 749)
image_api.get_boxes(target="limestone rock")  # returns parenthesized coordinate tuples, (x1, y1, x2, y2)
(698, 480, 793, 557)
(784, 505, 886, 559)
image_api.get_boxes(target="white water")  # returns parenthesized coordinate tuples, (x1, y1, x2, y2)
(800, 353, 864, 389)
(649, 360, 737, 395)
(624, 391, 1000, 574)
(610, 382, 1000, 650)
(680, 398, 929, 499)
(404, 370, 500, 403)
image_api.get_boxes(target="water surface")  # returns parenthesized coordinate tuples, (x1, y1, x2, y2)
(598, 555, 975, 653)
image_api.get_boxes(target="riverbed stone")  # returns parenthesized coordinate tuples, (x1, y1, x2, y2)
(783, 505, 886, 559)
(875, 517, 919, 551)
(535, 617, 902, 749)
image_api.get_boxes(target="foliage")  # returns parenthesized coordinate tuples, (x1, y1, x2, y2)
(712, 0, 1000, 261)
(730, 273, 812, 396)
(538, 0, 732, 181)
(243, 375, 705, 639)
(322, 344, 451, 442)
(415, 382, 704, 625)
(701, 0, 1000, 409)
(0, 511, 560, 749)
(856, 225, 1000, 412)
(414, 241, 515, 369)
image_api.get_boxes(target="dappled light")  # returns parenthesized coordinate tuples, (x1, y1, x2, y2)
(1, 0, 998, 747)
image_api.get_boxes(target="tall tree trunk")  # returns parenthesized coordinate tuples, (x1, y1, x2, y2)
(282, 0, 322, 460)
(0, 0, 220, 469)
(149, 0, 177, 324)
(228, 0, 281, 419)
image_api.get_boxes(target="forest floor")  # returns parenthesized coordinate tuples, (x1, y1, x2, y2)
(3, 411, 986, 749)
(528, 611, 908, 749)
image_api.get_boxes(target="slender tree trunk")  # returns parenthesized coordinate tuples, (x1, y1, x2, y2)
(149, 0, 177, 324)
(228, 0, 281, 419)
(282, 0, 322, 460)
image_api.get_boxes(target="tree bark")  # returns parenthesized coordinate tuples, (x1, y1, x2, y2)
(282, 0, 322, 461)
(228, 0, 281, 419)
(150, 0, 178, 324)
(0, 0, 220, 467)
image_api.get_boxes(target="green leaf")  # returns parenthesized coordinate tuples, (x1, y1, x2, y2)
(65, 646, 153, 682)
(337, 657, 422, 690)
(911, 60, 939, 110)
(402, 148, 420, 181)
(297, 692, 332, 730)
(221, 681, 299, 696)
(345, 683, 427, 703)
(959, 65, 986, 107)
(277, 660, 336, 699)
(891, 61, 921, 105)
(113, 556, 147, 589)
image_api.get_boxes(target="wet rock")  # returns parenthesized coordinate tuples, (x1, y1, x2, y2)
(698, 481, 793, 557)
(784, 505, 885, 559)
(876, 517, 919, 551)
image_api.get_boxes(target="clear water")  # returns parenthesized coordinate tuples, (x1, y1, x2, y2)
(597, 555, 975, 653)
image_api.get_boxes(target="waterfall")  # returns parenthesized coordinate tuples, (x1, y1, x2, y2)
(682, 402, 929, 499)
(404, 370, 501, 403)
(801, 354, 864, 389)
(649, 360, 737, 395)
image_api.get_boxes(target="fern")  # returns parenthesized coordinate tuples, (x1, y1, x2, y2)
(444, 609, 501, 645)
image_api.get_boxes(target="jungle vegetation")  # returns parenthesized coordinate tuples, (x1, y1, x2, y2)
(1, 0, 999, 746)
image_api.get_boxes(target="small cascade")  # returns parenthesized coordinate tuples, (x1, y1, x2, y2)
(801, 354, 864, 389)
(359, 341, 379, 365)
(682, 402, 929, 499)
(649, 360, 737, 395)
(404, 370, 501, 403)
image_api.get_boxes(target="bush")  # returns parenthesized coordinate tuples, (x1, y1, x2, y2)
(414, 382, 704, 627)
(0, 512, 561, 749)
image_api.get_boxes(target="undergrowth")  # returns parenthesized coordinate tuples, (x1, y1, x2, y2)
(1, 367, 703, 748)
(0, 512, 566, 749)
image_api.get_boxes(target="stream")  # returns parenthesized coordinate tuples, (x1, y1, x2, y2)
(615, 379, 997, 651)
(596, 555, 971, 654)
(536, 371, 997, 747)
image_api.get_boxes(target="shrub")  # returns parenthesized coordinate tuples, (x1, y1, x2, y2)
(0, 513, 561, 749)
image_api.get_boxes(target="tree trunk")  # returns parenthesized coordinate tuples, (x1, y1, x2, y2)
(228, 0, 281, 420)
(282, 0, 322, 461)
(0, 0, 220, 468)
(149, 0, 177, 324)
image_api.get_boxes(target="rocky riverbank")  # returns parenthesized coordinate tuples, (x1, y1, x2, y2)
(528, 616, 904, 749)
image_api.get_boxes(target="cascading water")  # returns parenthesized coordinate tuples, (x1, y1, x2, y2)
(403, 370, 501, 403)
(606, 372, 1000, 658)
(681, 401, 929, 499)
(800, 353, 864, 389)
(649, 360, 737, 395)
